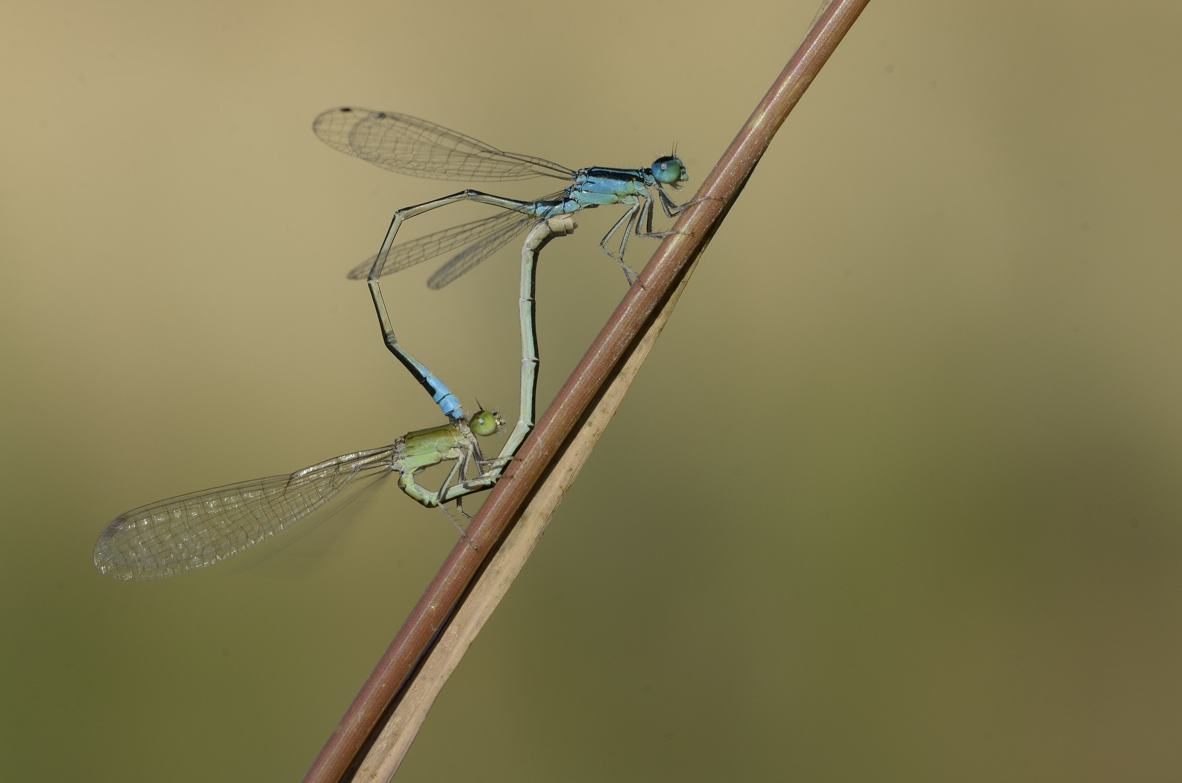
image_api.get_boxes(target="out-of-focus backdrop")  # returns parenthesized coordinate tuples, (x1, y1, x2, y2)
(4, 1, 1182, 780)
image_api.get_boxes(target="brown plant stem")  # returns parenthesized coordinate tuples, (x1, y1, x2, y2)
(303, 1, 871, 779)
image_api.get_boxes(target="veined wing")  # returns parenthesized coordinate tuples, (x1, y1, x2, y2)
(93, 446, 397, 581)
(313, 107, 574, 182)
(427, 214, 540, 290)
(345, 210, 535, 281)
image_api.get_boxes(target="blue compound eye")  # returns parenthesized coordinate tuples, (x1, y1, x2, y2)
(652, 156, 686, 185)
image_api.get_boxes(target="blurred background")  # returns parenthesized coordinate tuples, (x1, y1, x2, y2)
(3, 1, 1182, 780)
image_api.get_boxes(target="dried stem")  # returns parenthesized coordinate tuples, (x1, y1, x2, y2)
(303, 1, 872, 780)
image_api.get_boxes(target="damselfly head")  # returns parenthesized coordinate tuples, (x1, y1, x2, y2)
(469, 409, 504, 437)
(652, 155, 688, 187)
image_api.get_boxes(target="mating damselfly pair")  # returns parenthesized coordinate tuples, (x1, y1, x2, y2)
(93, 107, 695, 580)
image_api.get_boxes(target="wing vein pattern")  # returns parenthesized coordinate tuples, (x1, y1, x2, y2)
(93, 446, 396, 580)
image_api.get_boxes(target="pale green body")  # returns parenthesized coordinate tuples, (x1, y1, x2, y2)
(91, 411, 507, 580)
(91, 219, 573, 580)
(378, 217, 575, 512)
(392, 413, 505, 508)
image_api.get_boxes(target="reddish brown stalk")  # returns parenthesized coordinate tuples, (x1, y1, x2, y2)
(303, 2, 871, 779)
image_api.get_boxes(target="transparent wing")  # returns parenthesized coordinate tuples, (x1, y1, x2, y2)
(93, 446, 397, 581)
(345, 209, 535, 280)
(427, 215, 539, 290)
(313, 107, 574, 182)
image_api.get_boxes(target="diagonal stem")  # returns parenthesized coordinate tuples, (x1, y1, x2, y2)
(302, 1, 872, 779)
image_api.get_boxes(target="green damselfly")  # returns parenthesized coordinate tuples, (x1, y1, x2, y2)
(92, 218, 574, 580)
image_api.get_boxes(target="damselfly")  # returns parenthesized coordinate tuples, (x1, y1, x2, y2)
(92, 218, 574, 580)
(314, 107, 692, 420)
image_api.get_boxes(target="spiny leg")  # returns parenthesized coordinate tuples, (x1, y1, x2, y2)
(615, 197, 647, 265)
(396, 436, 478, 509)
(596, 193, 688, 284)
(439, 503, 477, 551)
(439, 446, 470, 495)
(659, 186, 725, 218)
(658, 185, 684, 218)
(598, 200, 642, 284)
(636, 190, 699, 241)
(629, 188, 720, 253)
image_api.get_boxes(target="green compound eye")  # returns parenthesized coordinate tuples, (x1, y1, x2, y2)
(652, 156, 686, 185)
(469, 410, 501, 437)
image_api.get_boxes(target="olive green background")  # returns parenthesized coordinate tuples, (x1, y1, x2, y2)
(4, 1, 1182, 780)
